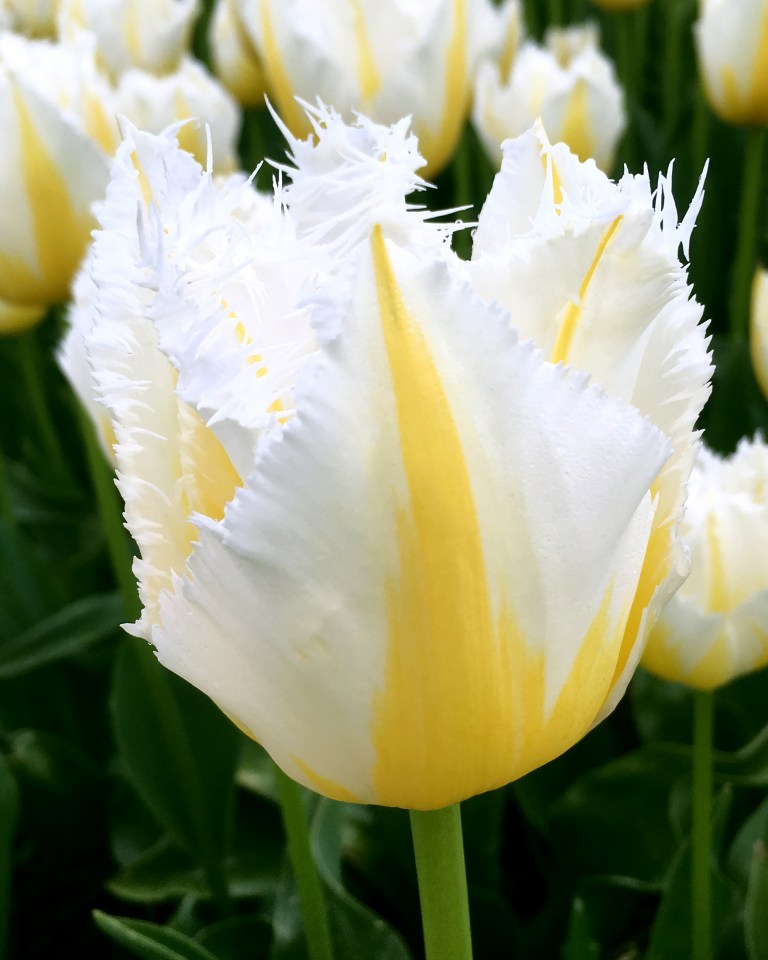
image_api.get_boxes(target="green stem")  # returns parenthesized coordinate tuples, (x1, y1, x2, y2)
(76, 404, 139, 620)
(274, 766, 334, 960)
(0, 453, 14, 525)
(15, 328, 68, 477)
(410, 805, 473, 960)
(729, 127, 767, 343)
(662, 0, 684, 143)
(692, 690, 713, 960)
(692, 84, 710, 184)
(547, 0, 564, 27)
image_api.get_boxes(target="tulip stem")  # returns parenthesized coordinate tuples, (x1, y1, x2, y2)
(547, 0, 563, 27)
(729, 127, 767, 344)
(274, 766, 335, 960)
(76, 403, 139, 620)
(16, 327, 68, 479)
(410, 805, 473, 960)
(692, 689, 714, 960)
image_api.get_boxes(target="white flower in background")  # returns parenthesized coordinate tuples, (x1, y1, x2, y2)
(695, 0, 768, 126)
(643, 438, 768, 689)
(467, 123, 712, 711)
(209, 0, 266, 107)
(751, 266, 768, 400)
(232, 0, 516, 177)
(57, 0, 198, 78)
(0, 0, 59, 36)
(0, 32, 114, 317)
(473, 23, 625, 172)
(116, 58, 241, 171)
(70, 107, 711, 810)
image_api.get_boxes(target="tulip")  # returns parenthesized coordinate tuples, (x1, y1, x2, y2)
(642, 438, 768, 690)
(751, 266, 768, 400)
(57, 0, 198, 79)
(209, 0, 266, 107)
(0, 0, 58, 37)
(69, 104, 711, 813)
(0, 32, 112, 311)
(116, 58, 241, 171)
(0, 300, 45, 335)
(695, 0, 768, 126)
(473, 23, 625, 171)
(230, 0, 513, 177)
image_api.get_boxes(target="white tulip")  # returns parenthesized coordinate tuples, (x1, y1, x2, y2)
(75, 108, 710, 809)
(1, 0, 58, 37)
(473, 23, 625, 172)
(209, 0, 266, 107)
(643, 438, 768, 689)
(751, 266, 768, 400)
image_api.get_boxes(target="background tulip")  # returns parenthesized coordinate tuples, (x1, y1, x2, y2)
(695, 0, 768, 126)
(751, 266, 768, 400)
(209, 0, 266, 107)
(642, 437, 768, 689)
(473, 23, 625, 171)
(71, 107, 712, 812)
(57, 0, 198, 78)
(231, 0, 512, 177)
(116, 58, 241, 171)
(0, 32, 111, 311)
(0, 0, 59, 37)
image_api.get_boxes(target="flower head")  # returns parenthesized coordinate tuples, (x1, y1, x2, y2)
(643, 437, 768, 689)
(70, 107, 711, 809)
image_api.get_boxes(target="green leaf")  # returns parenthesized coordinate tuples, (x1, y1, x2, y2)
(712, 720, 768, 786)
(111, 637, 241, 890)
(561, 897, 600, 960)
(0, 753, 19, 960)
(0, 592, 122, 679)
(93, 911, 219, 960)
(745, 840, 768, 960)
(310, 799, 412, 960)
(729, 795, 768, 887)
(548, 747, 685, 886)
(197, 915, 273, 960)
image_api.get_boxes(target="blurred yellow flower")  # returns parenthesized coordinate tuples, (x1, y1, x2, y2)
(70, 108, 710, 810)
(473, 23, 625, 172)
(751, 266, 768, 399)
(643, 438, 768, 689)
(0, 33, 113, 315)
(57, 0, 198, 78)
(231, 0, 513, 177)
(209, 0, 266, 107)
(695, 0, 768, 125)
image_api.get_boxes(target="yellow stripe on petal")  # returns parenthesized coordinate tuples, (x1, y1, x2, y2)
(550, 216, 622, 366)
(349, 0, 381, 105)
(0, 88, 96, 305)
(259, 0, 312, 137)
(418, 0, 468, 178)
(292, 756, 364, 803)
(558, 78, 594, 164)
(718, 9, 768, 124)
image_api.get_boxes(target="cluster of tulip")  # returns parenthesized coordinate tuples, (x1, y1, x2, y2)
(2, 0, 768, 958)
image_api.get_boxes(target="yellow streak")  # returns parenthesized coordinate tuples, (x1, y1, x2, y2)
(705, 509, 727, 613)
(349, 0, 381, 104)
(82, 91, 119, 154)
(130, 149, 153, 207)
(173, 91, 204, 166)
(558, 78, 594, 164)
(369, 225, 631, 808)
(550, 216, 622, 366)
(292, 756, 362, 803)
(418, 0, 468, 178)
(0, 87, 95, 305)
(124, 2, 141, 66)
(258, 0, 313, 137)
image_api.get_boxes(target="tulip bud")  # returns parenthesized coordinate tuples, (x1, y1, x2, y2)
(473, 23, 625, 172)
(57, 0, 198, 79)
(231, 0, 506, 177)
(695, 0, 768, 126)
(209, 0, 266, 107)
(643, 438, 768, 689)
(0, 299, 44, 335)
(68, 105, 711, 809)
(1, 0, 59, 37)
(0, 33, 112, 312)
(116, 58, 241, 171)
(750, 266, 768, 400)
